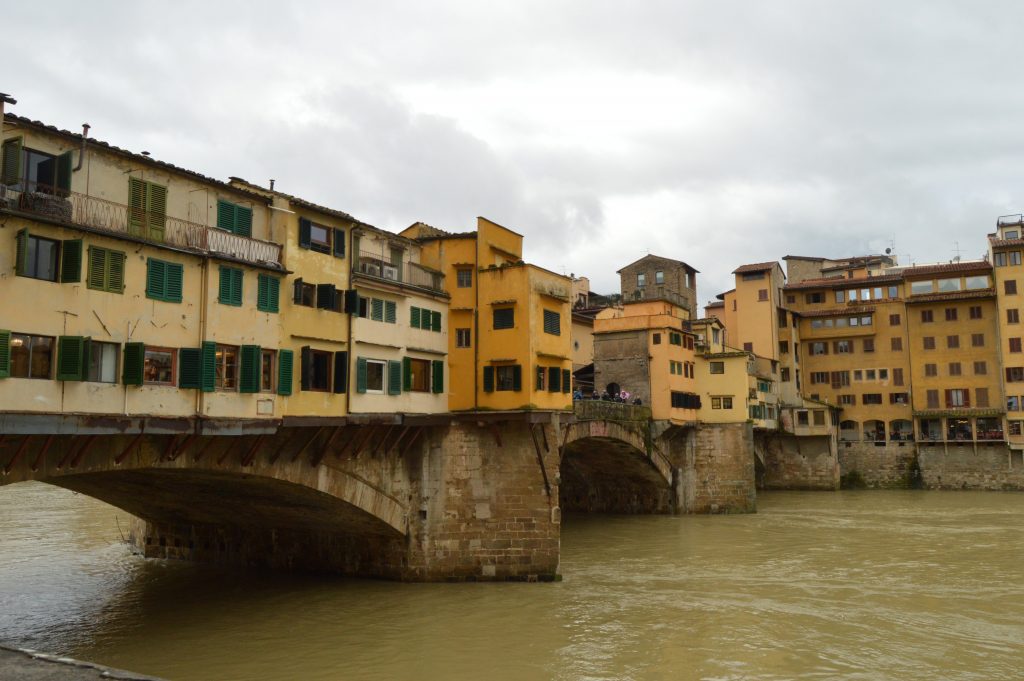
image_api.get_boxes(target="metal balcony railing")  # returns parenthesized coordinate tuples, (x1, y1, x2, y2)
(355, 250, 445, 293)
(1, 183, 282, 268)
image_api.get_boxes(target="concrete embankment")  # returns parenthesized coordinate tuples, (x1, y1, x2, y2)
(0, 644, 163, 680)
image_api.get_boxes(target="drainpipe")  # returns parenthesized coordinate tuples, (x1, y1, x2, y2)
(345, 226, 354, 417)
(73, 123, 90, 171)
(197, 257, 209, 420)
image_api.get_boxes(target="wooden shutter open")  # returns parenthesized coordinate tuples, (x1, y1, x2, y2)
(512, 365, 522, 391)
(57, 336, 87, 381)
(56, 151, 73, 195)
(178, 348, 202, 389)
(239, 345, 262, 393)
(60, 239, 82, 283)
(298, 218, 312, 249)
(483, 366, 494, 392)
(388, 360, 402, 395)
(562, 369, 571, 393)
(122, 342, 145, 385)
(432, 360, 444, 394)
(402, 357, 412, 391)
(0, 330, 11, 378)
(277, 349, 294, 396)
(200, 341, 216, 392)
(333, 351, 348, 394)
(300, 346, 312, 391)
(15, 229, 28, 277)
(356, 357, 368, 393)
(1, 137, 22, 186)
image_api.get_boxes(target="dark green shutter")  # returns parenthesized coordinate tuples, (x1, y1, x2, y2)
(300, 346, 312, 391)
(179, 348, 201, 389)
(356, 357, 368, 393)
(239, 345, 261, 393)
(344, 289, 359, 313)
(411, 306, 421, 328)
(1, 137, 22, 185)
(146, 258, 165, 299)
(257, 274, 269, 310)
(146, 183, 167, 241)
(371, 298, 384, 321)
(402, 357, 412, 391)
(549, 366, 560, 392)
(236, 206, 252, 238)
(57, 336, 87, 381)
(219, 267, 242, 306)
(15, 229, 28, 276)
(298, 218, 312, 249)
(512, 365, 522, 391)
(217, 200, 234, 231)
(200, 341, 216, 392)
(0, 330, 10, 378)
(128, 177, 145, 235)
(123, 342, 145, 386)
(562, 369, 571, 393)
(388, 359, 402, 395)
(333, 228, 345, 257)
(267, 276, 279, 312)
(333, 351, 348, 394)
(432, 360, 444, 394)
(277, 349, 293, 396)
(385, 300, 396, 324)
(432, 311, 442, 332)
(56, 151, 73, 195)
(166, 263, 183, 302)
(87, 246, 104, 289)
(60, 239, 82, 283)
(483, 366, 494, 393)
(316, 283, 336, 310)
(107, 251, 125, 293)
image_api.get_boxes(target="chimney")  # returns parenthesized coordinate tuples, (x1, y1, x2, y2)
(0, 92, 16, 120)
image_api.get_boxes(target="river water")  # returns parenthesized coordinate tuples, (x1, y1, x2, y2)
(1, 483, 1023, 680)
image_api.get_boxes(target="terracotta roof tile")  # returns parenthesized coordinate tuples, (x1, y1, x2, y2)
(732, 261, 779, 274)
(989, 238, 1024, 248)
(900, 260, 991, 278)
(904, 288, 996, 304)
(784, 273, 903, 290)
(798, 305, 876, 318)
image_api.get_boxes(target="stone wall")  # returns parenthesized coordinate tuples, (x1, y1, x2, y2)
(758, 432, 838, 490)
(918, 443, 1024, 490)
(838, 441, 917, 488)
(673, 422, 756, 513)
(593, 330, 650, 401)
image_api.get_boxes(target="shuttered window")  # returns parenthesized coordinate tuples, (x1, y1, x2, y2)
(239, 345, 262, 393)
(388, 359, 402, 395)
(409, 306, 440, 330)
(1, 137, 23, 185)
(216, 199, 253, 238)
(257, 274, 280, 313)
(57, 336, 88, 381)
(493, 307, 514, 330)
(128, 177, 167, 241)
(145, 258, 183, 303)
(371, 298, 384, 321)
(543, 310, 560, 335)
(218, 266, 243, 306)
(122, 342, 145, 386)
(60, 240, 82, 283)
(0, 330, 10, 378)
(483, 365, 495, 393)
(178, 348, 202, 389)
(384, 300, 397, 324)
(277, 349, 294, 396)
(548, 366, 561, 392)
(87, 246, 126, 293)
(562, 369, 571, 393)
(432, 360, 444, 394)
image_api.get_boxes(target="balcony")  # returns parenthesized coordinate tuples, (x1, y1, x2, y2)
(0, 183, 283, 269)
(355, 250, 445, 294)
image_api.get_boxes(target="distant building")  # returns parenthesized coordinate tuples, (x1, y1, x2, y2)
(617, 254, 699, 320)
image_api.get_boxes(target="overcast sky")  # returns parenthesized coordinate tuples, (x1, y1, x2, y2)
(7, 1, 1024, 302)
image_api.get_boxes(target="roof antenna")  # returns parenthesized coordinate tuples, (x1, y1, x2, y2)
(953, 241, 962, 262)
(269, 179, 275, 191)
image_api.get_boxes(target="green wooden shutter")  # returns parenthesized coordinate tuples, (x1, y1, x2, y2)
(178, 348, 201, 389)
(57, 336, 87, 381)
(344, 289, 359, 313)
(146, 182, 167, 241)
(128, 177, 145, 235)
(257, 274, 269, 311)
(512, 365, 522, 391)
(549, 366, 560, 392)
(300, 346, 312, 391)
(388, 359, 402, 395)
(432, 360, 444, 394)
(411, 306, 421, 328)
(1, 137, 22, 185)
(56, 151, 73, 195)
(483, 366, 494, 393)
(402, 357, 412, 391)
(107, 251, 125, 293)
(239, 345, 261, 393)
(217, 200, 234, 232)
(333, 229, 345, 257)
(146, 258, 165, 299)
(267, 276, 279, 312)
(562, 369, 571, 393)
(14, 229, 27, 276)
(333, 351, 348, 394)
(60, 239, 82, 283)
(277, 349, 293, 396)
(86, 246, 105, 289)
(356, 357, 368, 393)
(200, 341, 216, 392)
(0, 330, 10, 378)
(122, 342, 145, 385)
(371, 298, 384, 321)
(236, 206, 252, 238)
(166, 262, 183, 302)
(298, 218, 312, 249)
(432, 311, 442, 332)
(385, 300, 396, 324)
(219, 266, 242, 305)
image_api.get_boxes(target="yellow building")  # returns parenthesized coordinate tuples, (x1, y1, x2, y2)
(989, 218, 1024, 449)
(1, 110, 288, 422)
(401, 217, 572, 411)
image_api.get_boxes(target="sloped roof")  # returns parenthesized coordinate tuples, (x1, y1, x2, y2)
(904, 289, 996, 304)
(900, 260, 991, 278)
(616, 253, 700, 274)
(732, 261, 780, 274)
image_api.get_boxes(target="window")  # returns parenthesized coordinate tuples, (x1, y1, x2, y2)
(711, 397, 722, 409)
(87, 246, 126, 293)
(653, 333, 662, 345)
(709, 361, 725, 374)
(946, 389, 968, 408)
(127, 177, 168, 240)
(994, 252, 1007, 267)
(839, 394, 856, 405)
(786, 295, 796, 304)
(810, 372, 829, 384)
(866, 369, 876, 380)
(364, 359, 385, 393)
(496, 365, 519, 391)
(742, 271, 765, 281)
(493, 307, 514, 330)
(779, 340, 789, 354)
(1008, 367, 1024, 383)
(854, 369, 863, 381)
(145, 258, 184, 303)
(945, 308, 958, 321)
(926, 389, 939, 408)
(965, 276, 988, 290)
(923, 337, 935, 350)
(743, 342, 753, 352)
(8, 333, 53, 379)
(835, 290, 846, 303)
(218, 266, 243, 306)
(260, 350, 276, 392)
(1013, 421, 1024, 436)
(1014, 252, 1023, 266)
(293, 279, 316, 307)
(1012, 338, 1023, 353)
(936, 278, 961, 293)
(781, 367, 790, 382)
(216, 199, 253, 237)
(830, 371, 850, 388)
(1006, 280, 1018, 295)
(888, 286, 899, 298)
(889, 314, 901, 326)
(456, 269, 473, 288)
(535, 366, 546, 391)
(977, 388, 990, 408)
(637, 273, 646, 287)
(890, 392, 909, 405)
(15, 232, 60, 282)
(88, 341, 119, 383)
(1012, 309, 1022, 324)
(865, 394, 884, 405)
(1010, 396, 1021, 411)
(968, 305, 982, 320)
(920, 310, 933, 323)
(972, 333, 985, 347)
(810, 342, 828, 356)
(949, 362, 961, 376)
(543, 310, 561, 335)
(143, 347, 175, 385)
(860, 288, 870, 300)
(863, 339, 875, 353)
(406, 358, 431, 392)
(670, 392, 701, 409)
(456, 328, 471, 348)
(257, 274, 280, 313)
(833, 340, 852, 354)
(301, 219, 332, 254)
(805, 292, 824, 304)
(891, 337, 903, 351)
(974, 361, 987, 375)
(924, 363, 937, 377)
(214, 345, 238, 391)
(797, 411, 809, 426)
(758, 289, 768, 301)
(893, 368, 904, 386)
(946, 335, 959, 349)
(655, 270, 664, 284)
(410, 306, 440, 330)
(1, 139, 72, 193)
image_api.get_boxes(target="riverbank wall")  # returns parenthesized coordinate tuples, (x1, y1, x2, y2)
(837, 441, 1024, 490)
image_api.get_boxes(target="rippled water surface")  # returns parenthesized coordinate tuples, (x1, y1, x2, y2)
(2, 483, 1024, 680)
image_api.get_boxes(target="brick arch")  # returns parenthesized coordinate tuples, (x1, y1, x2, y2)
(561, 419, 672, 486)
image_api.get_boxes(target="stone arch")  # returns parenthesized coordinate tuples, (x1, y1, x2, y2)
(863, 420, 885, 442)
(889, 419, 913, 441)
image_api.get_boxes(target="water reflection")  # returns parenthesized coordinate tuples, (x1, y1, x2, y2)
(2, 483, 1024, 680)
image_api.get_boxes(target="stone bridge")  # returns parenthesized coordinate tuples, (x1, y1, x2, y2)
(0, 406, 755, 581)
